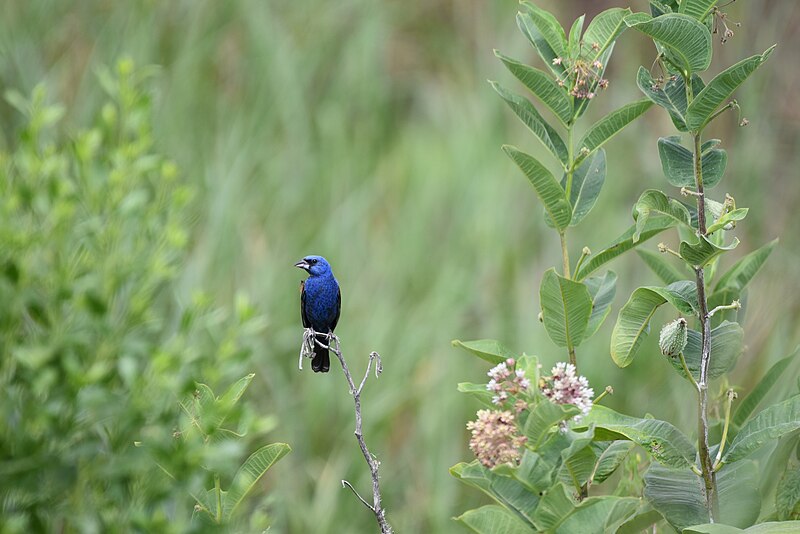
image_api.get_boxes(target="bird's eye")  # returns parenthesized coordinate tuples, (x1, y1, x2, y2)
(310, 259, 318, 264)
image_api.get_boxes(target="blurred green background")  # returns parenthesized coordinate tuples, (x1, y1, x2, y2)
(1, 0, 799, 532)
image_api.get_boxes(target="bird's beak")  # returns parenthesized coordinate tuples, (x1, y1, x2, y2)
(294, 259, 310, 271)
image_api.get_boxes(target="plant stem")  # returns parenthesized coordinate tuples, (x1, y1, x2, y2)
(214, 473, 222, 523)
(692, 130, 719, 521)
(562, 125, 577, 369)
(713, 390, 736, 470)
(322, 336, 393, 534)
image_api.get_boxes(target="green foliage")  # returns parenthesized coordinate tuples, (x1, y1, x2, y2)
(658, 136, 728, 188)
(624, 13, 712, 74)
(574, 99, 653, 167)
(503, 146, 572, 229)
(539, 268, 593, 348)
(0, 64, 278, 532)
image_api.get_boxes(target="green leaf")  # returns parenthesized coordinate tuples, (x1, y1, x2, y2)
(458, 382, 496, 408)
(632, 189, 692, 242)
(566, 148, 606, 226)
(555, 496, 639, 534)
(714, 238, 778, 292)
(223, 443, 291, 520)
(492, 82, 570, 166)
(678, 0, 719, 21)
(218, 373, 254, 414)
(568, 15, 585, 59)
(456, 504, 535, 534)
(558, 427, 597, 489)
(590, 440, 635, 484)
(777, 464, 800, 521)
(576, 214, 682, 281)
(733, 348, 800, 427)
(583, 271, 617, 339)
(517, 4, 568, 77)
(723, 395, 800, 464)
(451, 461, 539, 526)
(540, 268, 593, 348)
(625, 13, 712, 74)
(610, 281, 698, 367)
(657, 136, 727, 188)
(637, 249, 686, 284)
(533, 482, 575, 530)
(669, 321, 744, 382)
(707, 208, 748, 235)
(494, 52, 573, 125)
(680, 235, 739, 267)
(575, 100, 653, 164)
(636, 68, 704, 131)
(582, 8, 632, 61)
(452, 339, 517, 365)
(503, 146, 572, 229)
(743, 523, 800, 533)
(686, 46, 776, 131)
(644, 459, 760, 530)
(525, 400, 580, 449)
(583, 405, 697, 468)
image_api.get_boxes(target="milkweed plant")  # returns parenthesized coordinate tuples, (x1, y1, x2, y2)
(452, 1, 800, 532)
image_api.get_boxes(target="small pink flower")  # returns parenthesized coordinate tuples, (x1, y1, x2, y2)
(552, 57, 563, 65)
(467, 410, 527, 468)
(541, 362, 594, 422)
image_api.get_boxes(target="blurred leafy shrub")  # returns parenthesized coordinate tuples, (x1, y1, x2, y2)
(0, 59, 283, 532)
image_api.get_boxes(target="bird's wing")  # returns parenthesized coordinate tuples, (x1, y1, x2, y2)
(300, 280, 310, 328)
(331, 285, 341, 331)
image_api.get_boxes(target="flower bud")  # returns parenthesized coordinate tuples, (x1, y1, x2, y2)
(659, 318, 688, 357)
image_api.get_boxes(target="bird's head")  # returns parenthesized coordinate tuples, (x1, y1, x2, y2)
(294, 255, 332, 277)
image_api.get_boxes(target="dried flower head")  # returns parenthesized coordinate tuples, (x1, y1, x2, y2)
(486, 359, 530, 408)
(541, 362, 594, 420)
(467, 409, 527, 468)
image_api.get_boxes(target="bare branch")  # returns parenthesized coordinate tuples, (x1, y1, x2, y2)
(341, 480, 374, 512)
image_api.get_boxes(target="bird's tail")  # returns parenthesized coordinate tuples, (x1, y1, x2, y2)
(312, 333, 330, 373)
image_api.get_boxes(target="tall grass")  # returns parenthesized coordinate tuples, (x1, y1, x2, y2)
(1, 1, 799, 531)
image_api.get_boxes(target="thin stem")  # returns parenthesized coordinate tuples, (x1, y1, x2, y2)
(678, 352, 700, 392)
(562, 125, 577, 369)
(593, 385, 614, 404)
(708, 300, 741, 318)
(713, 390, 737, 470)
(560, 232, 572, 279)
(214, 474, 222, 523)
(317, 335, 393, 534)
(574, 247, 591, 277)
(692, 129, 719, 521)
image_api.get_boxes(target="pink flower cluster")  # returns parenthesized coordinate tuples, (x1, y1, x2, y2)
(552, 46, 610, 100)
(467, 409, 527, 468)
(541, 362, 594, 420)
(486, 358, 530, 408)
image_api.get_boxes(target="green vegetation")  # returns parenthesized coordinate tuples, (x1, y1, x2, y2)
(1, 1, 799, 532)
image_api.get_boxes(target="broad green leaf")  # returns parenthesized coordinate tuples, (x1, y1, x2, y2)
(625, 13, 712, 74)
(614, 505, 662, 534)
(686, 46, 776, 131)
(576, 214, 682, 281)
(657, 136, 727, 188)
(777, 464, 800, 520)
(555, 496, 639, 534)
(223, 443, 291, 519)
(644, 459, 760, 530)
(515, 450, 557, 493)
(668, 321, 744, 382)
(458, 382, 496, 408)
(637, 249, 686, 284)
(533, 482, 575, 530)
(217, 373, 254, 414)
(517, 4, 568, 77)
(540, 268, 593, 348)
(452, 339, 516, 365)
(733, 348, 800, 427)
(591, 440, 635, 484)
(583, 405, 697, 468)
(568, 15, 585, 58)
(707, 208, 748, 235)
(610, 281, 698, 367)
(633, 189, 692, 242)
(452, 461, 539, 525)
(494, 52, 573, 125)
(566, 148, 606, 226)
(503, 146, 572, 229)
(582, 8, 632, 61)
(525, 400, 580, 449)
(583, 271, 617, 339)
(682, 526, 743, 534)
(714, 238, 778, 292)
(575, 100, 653, 165)
(558, 427, 597, 489)
(680, 235, 739, 267)
(492, 83, 569, 166)
(636, 68, 705, 131)
(686, 523, 800, 534)
(723, 395, 800, 464)
(456, 504, 534, 534)
(679, 0, 719, 21)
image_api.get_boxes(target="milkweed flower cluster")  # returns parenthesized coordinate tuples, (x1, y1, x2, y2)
(551, 45, 610, 100)
(486, 358, 530, 409)
(467, 409, 527, 468)
(541, 362, 594, 421)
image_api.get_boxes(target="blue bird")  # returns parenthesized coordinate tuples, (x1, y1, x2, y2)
(295, 255, 341, 373)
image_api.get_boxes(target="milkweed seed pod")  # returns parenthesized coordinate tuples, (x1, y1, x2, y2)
(659, 318, 688, 357)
